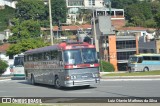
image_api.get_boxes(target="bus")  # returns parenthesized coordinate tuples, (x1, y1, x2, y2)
(24, 41, 100, 88)
(128, 54, 160, 72)
(12, 53, 25, 78)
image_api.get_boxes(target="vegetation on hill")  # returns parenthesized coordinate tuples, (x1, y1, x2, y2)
(0, 6, 15, 31)
(112, 0, 160, 27)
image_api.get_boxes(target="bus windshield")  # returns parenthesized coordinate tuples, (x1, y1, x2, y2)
(82, 48, 98, 64)
(14, 56, 24, 66)
(128, 56, 138, 63)
(64, 48, 98, 65)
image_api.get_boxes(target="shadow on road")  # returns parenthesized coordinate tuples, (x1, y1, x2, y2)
(17, 80, 96, 90)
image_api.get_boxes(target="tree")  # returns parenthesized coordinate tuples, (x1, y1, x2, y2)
(0, 60, 8, 75)
(112, 0, 139, 9)
(8, 19, 41, 42)
(0, 6, 15, 31)
(126, 2, 152, 27)
(16, 0, 48, 21)
(51, 0, 67, 25)
(6, 38, 49, 56)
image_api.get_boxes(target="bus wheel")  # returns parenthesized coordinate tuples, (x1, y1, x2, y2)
(31, 75, 35, 85)
(55, 77, 61, 89)
(143, 67, 149, 72)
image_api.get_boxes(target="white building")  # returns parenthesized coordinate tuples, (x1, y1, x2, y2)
(0, 0, 17, 9)
(66, 0, 105, 24)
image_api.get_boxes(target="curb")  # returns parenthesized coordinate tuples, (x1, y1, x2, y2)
(100, 75, 160, 79)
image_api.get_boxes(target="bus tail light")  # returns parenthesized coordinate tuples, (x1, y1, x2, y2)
(92, 73, 99, 78)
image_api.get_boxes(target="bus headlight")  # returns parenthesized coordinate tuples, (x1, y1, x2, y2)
(93, 73, 99, 78)
(70, 75, 77, 80)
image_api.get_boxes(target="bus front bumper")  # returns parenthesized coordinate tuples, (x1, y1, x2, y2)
(64, 78, 100, 87)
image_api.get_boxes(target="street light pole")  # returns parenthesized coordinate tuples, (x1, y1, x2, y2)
(49, 0, 54, 45)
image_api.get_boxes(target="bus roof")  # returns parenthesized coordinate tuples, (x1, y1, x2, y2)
(25, 45, 59, 55)
(131, 53, 160, 57)
(24, 42, 95, 55)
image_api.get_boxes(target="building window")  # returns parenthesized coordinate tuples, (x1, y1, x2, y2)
(116, 40, 136, 49)
(117, 51, 136, 60)
(89, 0, 95, 6)
(68, 0, 84, 6)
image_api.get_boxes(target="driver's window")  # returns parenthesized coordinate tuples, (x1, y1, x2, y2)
(137, 57, 143, 63)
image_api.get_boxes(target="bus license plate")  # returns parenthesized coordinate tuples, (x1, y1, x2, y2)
(82, 76, 88, 78)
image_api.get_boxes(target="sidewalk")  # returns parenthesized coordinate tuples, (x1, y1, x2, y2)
(100, 72, 160, 79)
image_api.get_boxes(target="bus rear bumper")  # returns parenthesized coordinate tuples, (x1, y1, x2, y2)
(64, 79, 100, 87)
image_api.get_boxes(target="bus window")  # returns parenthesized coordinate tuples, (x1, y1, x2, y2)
(82, 48, 98, 64)
(137, 57, 143, 63)
(14, 56, 24, 66)
(128, 56, 138, 63)
(64, 50, 82, 65)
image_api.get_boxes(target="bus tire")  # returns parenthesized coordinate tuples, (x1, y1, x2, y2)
(143, 67, 149, 72)
(54, 76, 61, 89)
(31, 75, 36, 85)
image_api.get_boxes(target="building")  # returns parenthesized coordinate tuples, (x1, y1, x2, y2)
(94, 16, 138, 71)
(94, 8, 125, 29)
(41, 24, 91, 40)
(66, 0, 105, 24)
(0, 0, 17, 9)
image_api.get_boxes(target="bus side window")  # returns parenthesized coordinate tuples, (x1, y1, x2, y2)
(137, 57, 143, 63)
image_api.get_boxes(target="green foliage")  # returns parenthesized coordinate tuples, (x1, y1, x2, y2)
(126, 2, 152, 26)
(6, 38, 49, 56)
(144, 19, 156, 28)
(16, 0, 48, 21)
(51, 0, 67, 24)
(0, 6, 15, 31)
(112, 0, 159, 27)
(100, 60, 115, 72)
(0, 60, 8, 75)
(112, 0, 139, 9)
(154, 12, 160, 29)
(8, 19, 41, 42)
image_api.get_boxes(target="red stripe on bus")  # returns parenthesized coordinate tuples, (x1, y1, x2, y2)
(64, 63, 99, 69)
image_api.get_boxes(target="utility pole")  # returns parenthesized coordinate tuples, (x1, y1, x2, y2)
(92, 0, 99, 53)
(49, 0, 54, 45)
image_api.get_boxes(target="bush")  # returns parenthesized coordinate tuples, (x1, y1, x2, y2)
(100, 60, 115, 72)
(0, 60, 8, 75)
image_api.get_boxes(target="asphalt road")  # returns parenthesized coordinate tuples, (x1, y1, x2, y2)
(0, 79, 160, 97)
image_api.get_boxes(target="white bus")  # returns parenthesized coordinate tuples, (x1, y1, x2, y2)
(128, 54, 160, 72)
(12, 53, 25, 78)
(24, 41, 100, 89)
